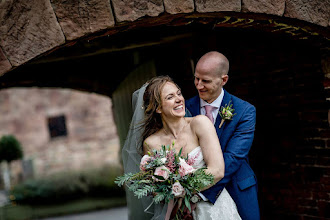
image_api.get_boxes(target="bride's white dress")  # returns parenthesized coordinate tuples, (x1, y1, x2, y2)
(190, 146, 242, 220)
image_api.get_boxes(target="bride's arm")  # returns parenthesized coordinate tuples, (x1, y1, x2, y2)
(191, 115, 225, 188)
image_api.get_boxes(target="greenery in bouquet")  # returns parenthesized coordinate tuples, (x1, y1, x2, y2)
(115, 143, 214, 219)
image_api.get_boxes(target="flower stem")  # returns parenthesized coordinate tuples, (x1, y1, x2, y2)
(219, 119, 225, 128)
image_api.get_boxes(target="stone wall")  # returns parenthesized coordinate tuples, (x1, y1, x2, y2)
(0, 0, 328, 75)
(0, 88, 120, 181)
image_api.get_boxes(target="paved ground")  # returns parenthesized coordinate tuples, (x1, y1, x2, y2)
(0, 190, 7, 206)
(39, 206, 128, 220)
(0, 191, 128, 220)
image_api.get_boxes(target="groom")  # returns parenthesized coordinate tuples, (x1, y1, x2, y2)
(186, 51, 260, 219)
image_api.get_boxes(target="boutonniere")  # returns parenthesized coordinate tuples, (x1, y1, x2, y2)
(218, 101, 236, 128)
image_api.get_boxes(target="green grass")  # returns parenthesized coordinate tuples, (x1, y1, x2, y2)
(0, 197, 126, 220)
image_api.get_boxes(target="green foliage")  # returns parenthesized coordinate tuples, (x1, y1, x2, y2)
(127, 181, 140, 192)
(184, 195, 191, 212)
(187, 168, 214, 191)
(0, 135, 23, 163)
(134, 185, 156, 199)
(114, 173, 135, 187)
(10, 165, 126, 205)
(153, 191, 167, 204)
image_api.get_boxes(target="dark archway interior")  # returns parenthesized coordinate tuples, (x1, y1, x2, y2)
(1, 24, 327, 219)
(1, 22, 324, 97)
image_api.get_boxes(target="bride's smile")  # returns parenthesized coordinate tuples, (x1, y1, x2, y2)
(156, 82, 185, 118)
(173, 104, 183, 110)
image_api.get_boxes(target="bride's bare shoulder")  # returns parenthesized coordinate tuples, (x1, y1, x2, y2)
(143, 132, 162, 153)
(188, 115, 210, 127)
(188, 116, 214, 136)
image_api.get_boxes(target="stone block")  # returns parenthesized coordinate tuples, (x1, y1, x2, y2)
(51, 0, 115, 41)
(164, 0, 194, 14)
(242, 0, 285, 16)
(284, 0, 329, 27)
(111, 0, 164, 22)
(0, 47, 11, 76)
(195, 0, 241, 13)
(0, 0, 65, 66)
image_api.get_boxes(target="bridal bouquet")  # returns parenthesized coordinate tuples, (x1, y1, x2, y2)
(115, 144, 214, 219)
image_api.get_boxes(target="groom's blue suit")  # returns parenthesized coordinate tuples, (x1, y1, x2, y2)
(186, 89, 260, 220)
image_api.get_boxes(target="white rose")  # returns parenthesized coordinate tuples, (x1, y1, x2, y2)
(172, 181, 185, 197)
(160, 157, 167, 164)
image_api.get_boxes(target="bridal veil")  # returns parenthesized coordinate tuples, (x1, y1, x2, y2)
(121, 83, 167, 219)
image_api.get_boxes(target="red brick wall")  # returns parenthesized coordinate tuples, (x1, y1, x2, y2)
(0, 88, 120, 181)
(225, 35, 329, 219)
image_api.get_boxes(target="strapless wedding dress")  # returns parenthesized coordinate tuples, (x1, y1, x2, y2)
(189, 147, 242, 220)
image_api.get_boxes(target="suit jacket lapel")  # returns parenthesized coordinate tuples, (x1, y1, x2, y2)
(215, 90, 232, 140)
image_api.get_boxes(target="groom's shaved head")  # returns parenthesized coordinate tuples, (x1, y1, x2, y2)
(196, 51, 229, 78)
(194, 51, 229, 103)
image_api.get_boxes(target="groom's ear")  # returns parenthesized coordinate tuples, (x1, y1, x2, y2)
(221, 74, 229, 86)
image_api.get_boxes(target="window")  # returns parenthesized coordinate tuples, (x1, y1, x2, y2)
(48, 115, 68, 138)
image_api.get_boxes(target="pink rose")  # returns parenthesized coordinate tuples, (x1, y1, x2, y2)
(179, 158, 196, 177)
(140, 155, 152, 171)
(172, 181, 185, 197)
(153, 165, 170, 182)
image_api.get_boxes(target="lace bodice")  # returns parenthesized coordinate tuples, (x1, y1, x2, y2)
(188, 146, 205, 169)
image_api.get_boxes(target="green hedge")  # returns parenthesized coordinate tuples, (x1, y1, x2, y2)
(10, 165, 125, 205)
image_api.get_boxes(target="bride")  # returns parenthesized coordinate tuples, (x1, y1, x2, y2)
(122, 75, 241, 220)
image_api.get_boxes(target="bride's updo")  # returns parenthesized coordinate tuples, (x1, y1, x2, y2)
(142, 75, 179, 147)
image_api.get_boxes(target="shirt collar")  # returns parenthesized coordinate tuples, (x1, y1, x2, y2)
(200, 89, 224, 109)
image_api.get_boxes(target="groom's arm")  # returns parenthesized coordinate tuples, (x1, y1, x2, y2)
(202, 104, 256, 204)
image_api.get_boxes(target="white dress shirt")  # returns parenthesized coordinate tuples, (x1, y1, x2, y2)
(200, 89, 224, 124)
